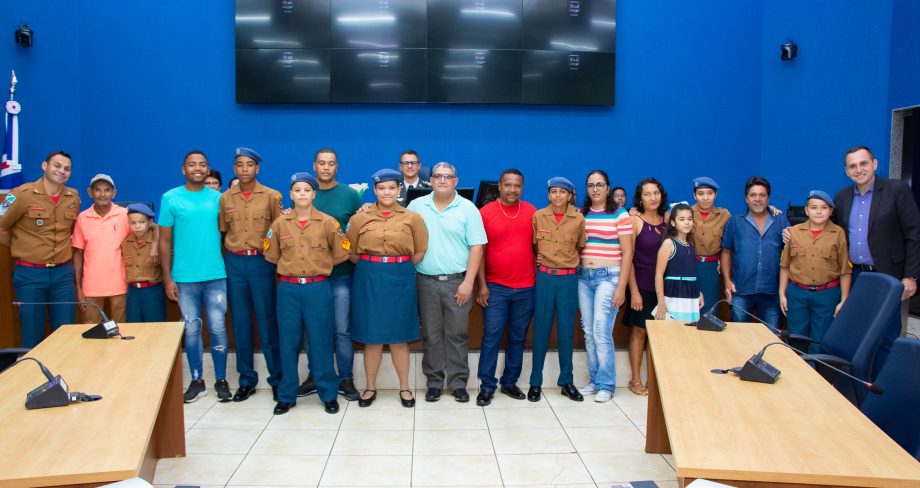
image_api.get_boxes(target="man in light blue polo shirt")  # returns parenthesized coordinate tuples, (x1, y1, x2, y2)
(158, 150, 230, 404)
(408, 162, 487, 403)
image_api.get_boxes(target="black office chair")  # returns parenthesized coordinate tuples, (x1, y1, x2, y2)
(789, 272, 903, 406)
(860, 338, 920, 460)
(0, 348, 30, 373)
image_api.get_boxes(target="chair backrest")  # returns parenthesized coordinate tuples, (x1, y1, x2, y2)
(0, 348, 30, 373)
(820, 272, 903, 380)
(860, 338, 920, 460)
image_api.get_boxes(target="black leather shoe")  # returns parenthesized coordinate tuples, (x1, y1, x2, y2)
(324, 399, 340, 414)
(399, 390, 416, 408)
(560, 383, 584, 402)
(453, 388, 470, 403)
(476, 390, 494, 406)
(297, 377, 317, 397)
(527, 385, 542, 402)
(500, 384, 526, 400)
(273, 402, 294, 415)
(232, 385, 256, 402)
(272, 386, 278, 402)
(358, 389, 377, 408)
(425, 387, 442, 402)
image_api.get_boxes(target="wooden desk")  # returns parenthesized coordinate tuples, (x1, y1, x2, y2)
(644, 320, 920, 487)
(0, 322, 185, 487)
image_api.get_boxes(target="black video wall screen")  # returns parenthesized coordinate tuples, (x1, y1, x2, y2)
(236, 0, 616, 105)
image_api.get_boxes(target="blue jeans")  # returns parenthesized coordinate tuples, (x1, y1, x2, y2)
(226, 253, 282, 388)
(577, 266, 620, 392)
(13, 263, 76, 347)
(731, 292, 781, 329)
(478, 283, 535, 391)
(305, 275, 354, 382)
(177, 279, 228, 381)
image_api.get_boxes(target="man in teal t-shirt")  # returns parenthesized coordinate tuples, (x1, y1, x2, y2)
(158, 150, 230, 404)
(296, 148, 362, 401)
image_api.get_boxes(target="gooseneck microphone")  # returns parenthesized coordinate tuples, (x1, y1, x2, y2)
(1, 356, 102, 409)
(12, 301, 134, 340)
(728, 302, 790, 340)
(686, 299, 731, 331)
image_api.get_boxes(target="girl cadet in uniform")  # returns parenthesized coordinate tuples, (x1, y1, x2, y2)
(347, 169, 429, 408)
(688, 177, 730, 313)
(779, 190, 851, 352)
(623, 177, 668, 396)
(264, 172, 349, 416)
(655, 203, 703, 322)
(529, 177, 586, 403)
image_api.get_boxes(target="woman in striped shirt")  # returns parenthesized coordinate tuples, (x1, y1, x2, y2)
(576, 170, 634, 402)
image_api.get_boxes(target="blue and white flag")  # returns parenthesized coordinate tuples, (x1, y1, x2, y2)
(1, 98, 23, 191)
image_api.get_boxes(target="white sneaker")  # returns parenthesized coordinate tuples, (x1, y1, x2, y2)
(579, 383, 597, 394)
(594, 390, 613, 403)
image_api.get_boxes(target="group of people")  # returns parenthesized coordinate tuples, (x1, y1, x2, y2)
(1, 145, 917, 415)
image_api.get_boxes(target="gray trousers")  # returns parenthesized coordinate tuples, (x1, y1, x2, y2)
(417, 274, 472, 390)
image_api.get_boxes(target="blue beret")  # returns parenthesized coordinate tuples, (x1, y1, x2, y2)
(693, 177, 719, 191)
(290, 172, 319, 190)
(235, 147, 263, 163)
(547, 176, 575, 194)
(372, 168, 402, 185)
(126, 203, 155, 218)
(806, 190, 835, 208)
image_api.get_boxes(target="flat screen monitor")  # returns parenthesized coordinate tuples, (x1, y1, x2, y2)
(522, 0, 616, 53)
(475, 180, 499, 208)
(331, 49, 427, 103)
(331, 0, 427, 49)
(235, 0, 331, 49)
(522, 51, 614, 105)
(428, 0, 522, 49)
(428, 49, 522, 103)
(237, 49, 331, 103)
(406, 187, 475, 205)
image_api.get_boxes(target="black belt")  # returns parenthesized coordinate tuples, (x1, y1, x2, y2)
(854, 263, 876, 272)
(418, 272, 466, 281)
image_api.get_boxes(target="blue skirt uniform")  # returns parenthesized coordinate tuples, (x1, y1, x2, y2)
(351, 259, 421, 344)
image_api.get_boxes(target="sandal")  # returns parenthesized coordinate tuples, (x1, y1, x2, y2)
(628, 381, 649, 396)
(399, 389, 416, 408)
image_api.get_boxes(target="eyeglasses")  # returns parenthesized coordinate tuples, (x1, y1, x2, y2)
(587, 183, 607, 190)
(400, 160, 420, 167)
(431, 174, 457, 181)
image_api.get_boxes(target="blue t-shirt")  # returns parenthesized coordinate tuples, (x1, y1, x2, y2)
(157, 186, 226, 282)
(409, 191, 487, 275)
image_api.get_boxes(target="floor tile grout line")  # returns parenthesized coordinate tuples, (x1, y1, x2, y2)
(548, 392, 602, 487)
(315, 398, 349, 486)
(481, 401, 508, 487)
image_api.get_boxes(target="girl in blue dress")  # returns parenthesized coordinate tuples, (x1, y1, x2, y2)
(654, 203, 703, 322)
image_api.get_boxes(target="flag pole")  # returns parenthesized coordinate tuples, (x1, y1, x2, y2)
(9, 70, 15, 100)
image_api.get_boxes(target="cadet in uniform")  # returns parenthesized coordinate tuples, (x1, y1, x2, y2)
(218, 147, 284, 403)
(347, 169, 429, 408)
(265, 172, 349, 415)
(688, 177, 730, 312)
(0, 150, 80, 347)
(529, 177, 586, 403)
(122, 203, 166, 322)
(779, 190, 851, 351)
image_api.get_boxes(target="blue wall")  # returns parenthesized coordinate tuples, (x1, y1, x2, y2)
(1, 1, 917, 216)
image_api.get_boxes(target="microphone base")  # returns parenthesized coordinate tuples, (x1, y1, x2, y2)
(696, 313, 726, 332)
(26, 375, 71, 409)
(82, 320, 119, 339)
(739, 356, 781, 384)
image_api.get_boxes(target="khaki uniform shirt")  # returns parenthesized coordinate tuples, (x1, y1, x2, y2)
(689, 204, 731, 257)
(265, 210, 349, 277)
(0, 177, 80, 264)
(121, 228, 163, 283)
(780, 222, 851, 285)
(532, 205, 586, 269)
(219, 182, 284, 252)
(345, 204, 429, 256)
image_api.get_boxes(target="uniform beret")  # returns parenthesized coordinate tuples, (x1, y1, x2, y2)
(547, 176, 575, 193)
(290, 172, 319, 190)
(235, 147, 263, 163)
(372, 168, 402, 185)
(806, 190, 834, 208)
(693, 176, 719, 191)
(126, 203, 155, 218)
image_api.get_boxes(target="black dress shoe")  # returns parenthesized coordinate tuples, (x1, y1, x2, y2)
(560, 383, 584, 402)
(358, 389, 377, 408)
(324, 399, 340, 414)
(273, 402, 294, 415)
(399, 390, 416, 408)
(425, 387, 442, 402)
(453, 388, 470, 403)
(476, 390, 494, 406)
(527, 385, 542, 402)
(232, 385, 257, 402)
(272, 386, 278, 402)
(500, 384, 526, 400)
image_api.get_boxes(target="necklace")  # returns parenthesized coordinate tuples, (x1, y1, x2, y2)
(499, 201, 521, 219)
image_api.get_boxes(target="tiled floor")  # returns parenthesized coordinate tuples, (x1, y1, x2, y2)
(154, 385, 677, 488)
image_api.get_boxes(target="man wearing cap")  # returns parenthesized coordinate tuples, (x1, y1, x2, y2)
(72, 173, 132, 324)
(159, 150, 231, 403)
(689, 177, 730, 311)
(397, 149, 431, 206)
(779, 190, 850, 351)
(408, 162, 487, 403)
(219, 147, 284, 402)
(296, 148, 362, 402)
(833, 145, 920, 365)
(0, 150, 80, 347)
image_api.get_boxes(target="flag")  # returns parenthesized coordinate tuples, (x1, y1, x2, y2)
(1, 99, 23, 191)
